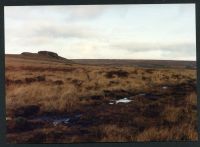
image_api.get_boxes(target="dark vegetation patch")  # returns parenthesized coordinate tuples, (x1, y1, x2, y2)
(142, 93, 160, 101)
(6, 76, 46, 85)
(71, 79, 83, 87)
(103, 89, 134, 99)
(131, 70, 138, 74)
(25, 77, 37, 83)
(14, 105, 40, 117)
(53, 80, 64, 85)
(171, 74, 183, 79)
(108, 81, 119, 86)
(25, 76, 46, 84)
(7, 117, 45, 133)
(141, 76, 150, 80)
(162, 75, 169, 80)
(36, 76, 46, 82)
(6, 78, 23, 86)
(105, 70, 129, 78)
(6, 66, 76, 72)
(90, 95, 102, 100)
(66, 78, 72, 81)
(7, 117, 30, 132)
(26, 131, 47, 143)
(144, 69, 154, 74)
(143, 103, 163, 117)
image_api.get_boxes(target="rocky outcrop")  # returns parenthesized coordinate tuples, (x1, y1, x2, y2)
(20, 51, 72, 63)
(38, 51, 59, 58)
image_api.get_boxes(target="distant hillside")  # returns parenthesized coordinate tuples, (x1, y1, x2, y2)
(6, 51, 73, 64)
(72, 59, 196, 69)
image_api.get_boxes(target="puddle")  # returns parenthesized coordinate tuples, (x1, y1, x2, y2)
(108, 92, 161, 104)
(109, 97, 132, 104)
(142, 93, 160, 100)
(116, 98, 132, 104)
(6, 117, 12, 121)
(33, 114, 82, 126)
(138, 93, 146, 96)
(162, 86, 168, 89)
(75, 114, 82, 118)
(53, 118, 70, 126)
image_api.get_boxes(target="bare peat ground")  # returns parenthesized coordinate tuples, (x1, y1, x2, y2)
(5, 52, 198, 143)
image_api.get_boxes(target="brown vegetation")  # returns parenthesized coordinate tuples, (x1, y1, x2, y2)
(5, 54, 197, 143)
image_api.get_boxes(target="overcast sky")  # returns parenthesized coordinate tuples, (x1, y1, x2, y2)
(5, 4, 196, 60)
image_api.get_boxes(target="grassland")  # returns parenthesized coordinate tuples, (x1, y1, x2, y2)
(5, 52, 198, 143)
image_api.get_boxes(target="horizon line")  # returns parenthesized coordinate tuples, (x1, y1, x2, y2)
(5, 54, 196, 62)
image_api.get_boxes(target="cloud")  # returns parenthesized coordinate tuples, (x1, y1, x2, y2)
(5, 5, 196, 60)
(64, 5, 109, 21)
(33, 24, 101, 39)
(109, 41, 196, 60)
(111, 41, 195, 52)
(5, 5, 109, 22)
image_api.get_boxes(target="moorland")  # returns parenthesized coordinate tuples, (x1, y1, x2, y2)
(5, 51, 198, 143)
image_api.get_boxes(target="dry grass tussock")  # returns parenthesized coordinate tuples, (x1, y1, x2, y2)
(97, 125, 133, 142)
(6, 83, 81, 114)
(185, 91, 197, 106)
(162, 106, 185, 123)
(136, 123, 198, 141)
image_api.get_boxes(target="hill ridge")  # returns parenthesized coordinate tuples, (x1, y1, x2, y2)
(6, 51, 72, 64)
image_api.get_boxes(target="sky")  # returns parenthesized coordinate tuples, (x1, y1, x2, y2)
(5, 4, 196, 60)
